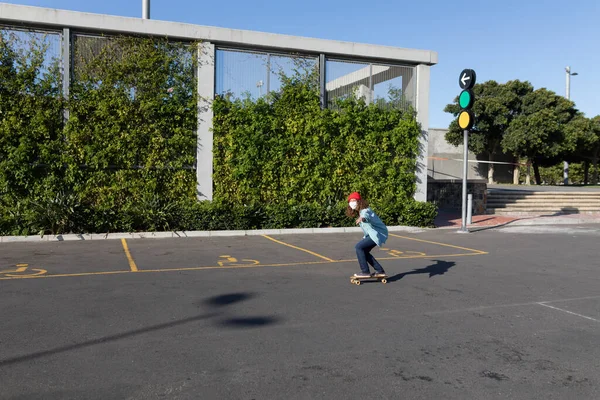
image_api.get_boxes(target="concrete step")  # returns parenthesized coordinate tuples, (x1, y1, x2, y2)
(487, 207, 600, 215)
(487, 195, 600, 200)
(488, 205, 600, 210)
(487, 200, 600, 206)
(486, 190, 600, 215)
(487, 190, 600, 195)
(488, 194, 600, 199)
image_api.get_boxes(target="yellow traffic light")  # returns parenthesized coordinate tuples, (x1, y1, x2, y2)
(458, 110, 474, 130)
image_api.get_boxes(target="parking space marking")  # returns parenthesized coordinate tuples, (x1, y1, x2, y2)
(544, 295, 600, 304)
(140, 259, 330, 274)
(121, 239, 139, 272)
(381, 249, 427, 258)
(0, 260, 333, 281)
(537, 302, 600, 323)
(217, 255, 260, 267)
(0, 252, 487, 281)
(424, 295, 600, 316)
(262, 235, 335, 262)
(0, 270, 131, 280)
(0, 235, 489, 281)
(0, 264, 47, 278)
(389, 233, 488, 255)
(0, 250, 489, 281)
(377, 252, 485, 260)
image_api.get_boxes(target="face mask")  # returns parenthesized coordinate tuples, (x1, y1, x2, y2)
(349, 200, 358, 210)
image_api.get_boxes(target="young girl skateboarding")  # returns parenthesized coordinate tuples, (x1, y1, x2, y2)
(346, 192, 388, 278)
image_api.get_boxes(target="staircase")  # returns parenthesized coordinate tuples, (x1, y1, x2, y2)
(486, 190, 600, 215)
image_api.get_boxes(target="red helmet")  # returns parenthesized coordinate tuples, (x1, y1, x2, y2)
(347, 192, 361, 202)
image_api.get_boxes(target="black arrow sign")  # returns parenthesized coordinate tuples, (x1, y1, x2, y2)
(459, 69, 476, 90)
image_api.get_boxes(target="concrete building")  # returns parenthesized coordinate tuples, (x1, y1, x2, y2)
(427, 128, 514, 183)
(0, 2, 438, 202)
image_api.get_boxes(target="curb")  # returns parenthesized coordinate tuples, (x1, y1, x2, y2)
(510, 217, 600, 226)
(0, 225, 429, 243)
(434, 215, 600, 230)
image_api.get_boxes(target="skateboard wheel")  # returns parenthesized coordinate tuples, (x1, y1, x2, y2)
(381, 279, 387, 284)
(355, 280, 361, 285)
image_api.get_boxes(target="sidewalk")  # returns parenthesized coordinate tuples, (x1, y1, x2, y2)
(434, 211, 600, 229)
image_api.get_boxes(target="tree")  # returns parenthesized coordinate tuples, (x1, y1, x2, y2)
(502, 88, 579, 184)
(444, 80, 533, 183)
(592, 116, 600, 184)
(568, 115, 600, 184)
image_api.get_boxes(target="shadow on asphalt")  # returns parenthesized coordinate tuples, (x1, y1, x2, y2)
(204, 292, 254, 307)
(204, 292, 281, 328)
(0, 292, 281, 368)
(388, 260, 456, 282)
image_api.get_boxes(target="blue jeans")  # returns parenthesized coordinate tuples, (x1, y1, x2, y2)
(355, 237, 385, 274)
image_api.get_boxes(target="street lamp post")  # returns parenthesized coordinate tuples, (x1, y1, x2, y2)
(142, 0, 150, 19)
(564, 66, 578, 185)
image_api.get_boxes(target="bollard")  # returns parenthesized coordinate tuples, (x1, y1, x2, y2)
(467, 194, 473, 225)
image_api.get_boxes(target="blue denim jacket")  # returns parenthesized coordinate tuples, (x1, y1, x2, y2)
(359, 207, 388, 246)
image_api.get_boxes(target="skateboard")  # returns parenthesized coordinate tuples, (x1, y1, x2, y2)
(349, 274, 388, 285)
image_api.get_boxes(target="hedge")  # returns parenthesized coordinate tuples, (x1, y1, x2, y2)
(0, 32, 437, 235)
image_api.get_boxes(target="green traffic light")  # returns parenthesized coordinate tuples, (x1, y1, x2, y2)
(459, 90, 474, 109)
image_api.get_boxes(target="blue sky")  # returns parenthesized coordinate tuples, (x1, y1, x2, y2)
(4, 0, 599, 128)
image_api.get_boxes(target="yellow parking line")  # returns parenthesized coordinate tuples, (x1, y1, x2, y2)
(262, 235, 335, 262)
(0, 249, 488, 281)
(139, 259, 331, 274)
(374, 252, 487, 261)
(389, 233, 488, 254)
(0, 270, 132, 280)
(0, 260, 333, 280)
(121, 239, 139, 272)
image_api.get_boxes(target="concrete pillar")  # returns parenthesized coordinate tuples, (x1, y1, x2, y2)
(197, 42, 215, 200)
(319, 54, 326, 109)
(62, 28, 70, 122)
(414, 64, 430, 202)
(401, 67, 416, 106)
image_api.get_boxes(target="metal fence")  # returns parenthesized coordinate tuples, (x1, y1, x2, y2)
(71, 33, 196, 91)
(215, 48, 319, 100)
(214, 49, 416, 110)
(0, 26, 62, 89)
(0, 24, 416, 111)
(326, 59, 415, 111)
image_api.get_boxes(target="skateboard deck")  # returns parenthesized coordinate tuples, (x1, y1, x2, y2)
(349, 275, 388, 285)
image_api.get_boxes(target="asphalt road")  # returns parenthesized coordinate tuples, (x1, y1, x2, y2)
(1, 227, 599, 399)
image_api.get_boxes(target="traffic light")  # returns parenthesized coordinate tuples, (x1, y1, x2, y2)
(457, 69, 476, 130)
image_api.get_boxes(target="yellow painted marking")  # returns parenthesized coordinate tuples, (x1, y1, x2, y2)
(385, 249, 427, 257)
(121, 239, 139, 272)
(388, 249, 404, 257)
(0, 264, 47, 277)
(388, 233, 488, 254)
(405, 251, 426, 256)
(0, 235, 488, 281)
(375, 252, 485, 260)
(140, 259, 330, 274)
(0, 270, 132, 280)
(217, 255, 260, 267)
(0, 251, 487, 281)
(218, 255, 238, 266)
(262, 235, 335, 262)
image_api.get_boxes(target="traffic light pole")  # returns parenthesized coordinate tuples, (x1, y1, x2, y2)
(460, 129, 469, 233)
(456, 68, 476, 234)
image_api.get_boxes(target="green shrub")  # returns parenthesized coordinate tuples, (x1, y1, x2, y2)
(0, 33, 437, 235)
(519, 162, 600, 185)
